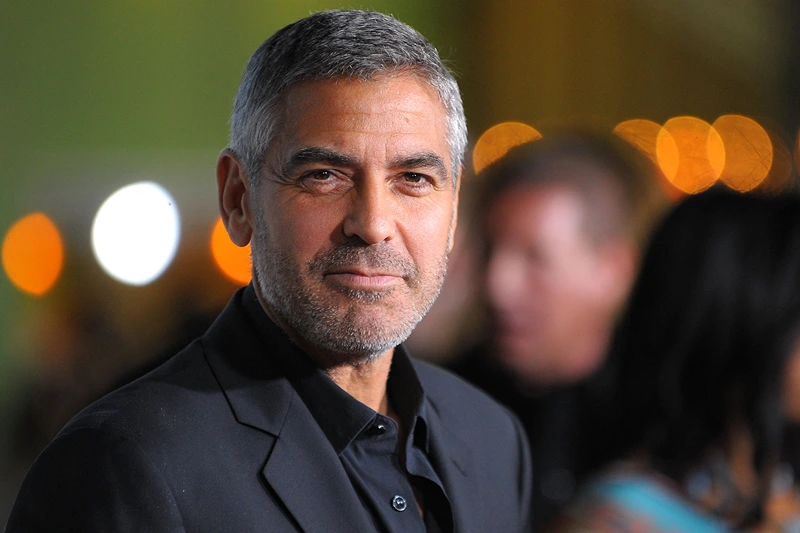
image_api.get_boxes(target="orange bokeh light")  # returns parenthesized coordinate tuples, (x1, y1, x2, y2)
(758, 129, 794, 194)
(613, 119, 684, 200)
(472, 121, 542, 175)
(613, 119, 662, 160)
(211, 218, 251, 285)
(657, 116, 725, 194)
(2, 212, 64, 296)
(713, 115, 772, 192)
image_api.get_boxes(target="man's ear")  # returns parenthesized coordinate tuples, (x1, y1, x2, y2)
(216, 148, 254, 247)
(448, 166, 462, 253)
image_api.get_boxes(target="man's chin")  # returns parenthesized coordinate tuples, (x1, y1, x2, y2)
(315, 349, 388, 369)
(494, 335, 533, 361)
(308, 332, 403, 369)
(494, 342, 545, 378)
(326, 283, 397, 304)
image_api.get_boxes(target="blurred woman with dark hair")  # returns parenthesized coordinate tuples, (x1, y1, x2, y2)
(551, 188, 800, 532)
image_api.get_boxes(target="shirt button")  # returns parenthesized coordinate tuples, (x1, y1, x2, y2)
(365, 423, 387, 437)
(392, 495, 407, 512)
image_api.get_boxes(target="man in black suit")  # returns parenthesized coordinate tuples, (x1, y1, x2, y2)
(6, 10, 532, 533)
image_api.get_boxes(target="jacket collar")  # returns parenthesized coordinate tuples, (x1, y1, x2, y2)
(201, 285, 376, 532)
(202, 285, 478, 532)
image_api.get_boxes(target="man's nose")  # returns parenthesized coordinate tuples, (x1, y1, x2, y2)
(342, 178, 396, 245)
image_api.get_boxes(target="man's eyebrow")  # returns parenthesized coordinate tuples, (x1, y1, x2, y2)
(391, 152, 449, 180)
(281, 147, 358, 174)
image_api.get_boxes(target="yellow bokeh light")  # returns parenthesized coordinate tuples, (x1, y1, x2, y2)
(657, 116, 725, 194)
(613, 119, 684, 200)
(2, 212, 64, 296)
(472, 122, 542, 175)
(713, 115, 772, 192)
(211, 218, 251, 285)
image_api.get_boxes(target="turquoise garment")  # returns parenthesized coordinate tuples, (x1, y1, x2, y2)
(566, 470, 733, 532)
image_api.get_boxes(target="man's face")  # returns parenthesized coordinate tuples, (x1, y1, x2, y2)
(484, 184, 618, 386)
(248, 74, 458, 366)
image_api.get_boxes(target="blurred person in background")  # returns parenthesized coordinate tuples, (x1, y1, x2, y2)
(6, 10, 533, 532)
(451, 131, 665, 529)
(549, 189, 800, 532)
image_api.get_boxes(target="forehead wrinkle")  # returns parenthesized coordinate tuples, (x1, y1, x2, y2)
(275, 76, 450, 178)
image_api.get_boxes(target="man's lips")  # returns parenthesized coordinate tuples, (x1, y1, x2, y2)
(491, 314, 539, 337)
(324, 269, 405, 290)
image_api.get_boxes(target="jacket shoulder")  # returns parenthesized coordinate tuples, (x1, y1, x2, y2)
(7, 424, 185, 532)
(414, 358, 520, 428)
(62, 339, 218, 439)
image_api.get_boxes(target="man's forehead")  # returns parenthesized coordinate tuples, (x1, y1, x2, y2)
(269, 75, 451, 167)
(280, 75, 446, 123)
(488, 185, 586, 235)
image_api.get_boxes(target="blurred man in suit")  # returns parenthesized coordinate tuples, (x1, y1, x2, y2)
(453, 132, 663, 530)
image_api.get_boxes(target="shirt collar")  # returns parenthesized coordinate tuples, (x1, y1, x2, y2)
(241, 283, 430, 455)
(388, 343, 430, 452)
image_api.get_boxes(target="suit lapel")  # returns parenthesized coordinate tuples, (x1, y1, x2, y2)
(202, 287, 374, 532)
(263, 393, 374, 533)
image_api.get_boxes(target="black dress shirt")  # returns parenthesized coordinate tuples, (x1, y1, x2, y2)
(243, 290, 452, 532)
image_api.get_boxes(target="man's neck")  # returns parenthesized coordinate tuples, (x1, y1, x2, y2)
(325, 352, 394, 414)
(253, 281, 395, 414)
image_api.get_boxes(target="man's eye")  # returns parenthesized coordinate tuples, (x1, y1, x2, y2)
(306, 170, 333, 180)
(396, 172, 437, 196)
(297, 169, 350, 194)
(404, 173, 424, 183)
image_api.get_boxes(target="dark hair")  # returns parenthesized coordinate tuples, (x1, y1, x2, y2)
(605, 188, 800, 488)
(230, 9, 466, 182)
(477, 131, 663, 247)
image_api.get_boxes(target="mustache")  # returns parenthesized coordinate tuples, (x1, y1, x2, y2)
(308, 241, 418, 279)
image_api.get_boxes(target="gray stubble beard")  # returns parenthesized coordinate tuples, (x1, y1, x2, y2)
(251, 227, 449, 367)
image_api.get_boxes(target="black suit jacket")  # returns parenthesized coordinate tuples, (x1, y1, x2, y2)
(6, 287, 532, 532)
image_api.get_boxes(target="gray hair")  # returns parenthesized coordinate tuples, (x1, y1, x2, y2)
(229, 9, 467, 183)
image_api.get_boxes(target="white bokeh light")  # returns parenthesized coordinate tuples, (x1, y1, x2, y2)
(91, 181, 181, 286)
